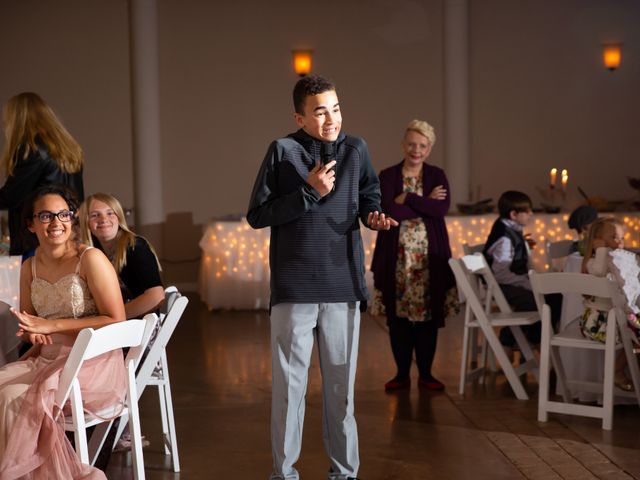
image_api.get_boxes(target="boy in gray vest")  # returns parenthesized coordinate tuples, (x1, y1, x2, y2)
(247, 75, 396, 480)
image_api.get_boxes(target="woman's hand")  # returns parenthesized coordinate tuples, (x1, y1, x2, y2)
(15, 327, 53, 345)
(394, 192, 407, 204)
(11, 308, 55, 335)
(428, 185, 447, 200)
(592, 238, 606, 250)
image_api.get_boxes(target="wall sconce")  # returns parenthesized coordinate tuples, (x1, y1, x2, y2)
(603, 44, 622, 71)
(292, 49, 313, 77)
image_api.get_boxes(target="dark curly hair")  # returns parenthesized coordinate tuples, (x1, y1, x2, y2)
(21, 184, 80, 250)
(292, 75, 336, 114)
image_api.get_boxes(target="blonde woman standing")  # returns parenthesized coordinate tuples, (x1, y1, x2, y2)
(371, 119, 458, 391)
(0, 92, 84, 255)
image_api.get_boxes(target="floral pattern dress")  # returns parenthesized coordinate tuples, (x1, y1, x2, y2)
(372, 175, 459, 322)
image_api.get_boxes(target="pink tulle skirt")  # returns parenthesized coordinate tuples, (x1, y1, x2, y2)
(0, 343, 126, 479)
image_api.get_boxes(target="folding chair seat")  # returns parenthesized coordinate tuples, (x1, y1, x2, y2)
(530, 271, 640, 430)
(60, 314, 158, 480)
(99, 287, 188, 473)
(450, 255, 539, 400)
(544, 239, 574, 272)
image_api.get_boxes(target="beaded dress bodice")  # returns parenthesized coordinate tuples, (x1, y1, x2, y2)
(30, 248, 98, 320)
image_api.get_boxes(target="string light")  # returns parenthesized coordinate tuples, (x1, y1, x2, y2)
(200, 214, 640, 283)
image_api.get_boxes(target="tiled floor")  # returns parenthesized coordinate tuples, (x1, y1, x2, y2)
(107, 294, 640, 479)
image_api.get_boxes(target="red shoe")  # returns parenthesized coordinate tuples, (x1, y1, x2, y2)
(384, 377, 410, 391)
(418, 377, 445, 391)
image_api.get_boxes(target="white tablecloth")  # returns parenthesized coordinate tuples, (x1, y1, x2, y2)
(0, 256, 22, 366)
(198, 213, 640, 310)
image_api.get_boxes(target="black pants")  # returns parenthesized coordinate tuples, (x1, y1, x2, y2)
(387, 315, 439, 379)
(498, 284, 563, 347)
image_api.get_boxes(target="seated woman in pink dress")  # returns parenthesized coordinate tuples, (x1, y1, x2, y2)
(0, 184, 126, 479)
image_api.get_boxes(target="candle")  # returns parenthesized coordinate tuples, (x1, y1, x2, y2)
(550, 168, 557, 188)
(561, 169, 568, 191)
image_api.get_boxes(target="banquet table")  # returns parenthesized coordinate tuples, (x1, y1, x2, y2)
(198, 212, 640, 310)
(0, 256, 23, 366)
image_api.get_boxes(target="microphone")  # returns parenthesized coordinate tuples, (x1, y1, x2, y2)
(321, 142, 336, 192)
(321, 142, 335, 169)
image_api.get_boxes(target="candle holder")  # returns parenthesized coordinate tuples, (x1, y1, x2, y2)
(537, 185, 566, 213)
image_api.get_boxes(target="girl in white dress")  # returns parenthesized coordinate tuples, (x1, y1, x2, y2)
(581, 216, 640, 391)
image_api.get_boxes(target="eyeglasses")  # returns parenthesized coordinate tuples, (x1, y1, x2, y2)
(33, 210, 75, 223)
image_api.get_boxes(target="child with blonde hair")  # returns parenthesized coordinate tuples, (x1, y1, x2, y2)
(581, 216, 640, 390)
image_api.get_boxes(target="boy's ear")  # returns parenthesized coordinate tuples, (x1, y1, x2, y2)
(508, 210, 518, 220)
(294, 112, 304, 128)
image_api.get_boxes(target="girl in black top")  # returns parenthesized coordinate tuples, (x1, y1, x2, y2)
(79, 192, 164, 318)
(0, 92, 84, 255)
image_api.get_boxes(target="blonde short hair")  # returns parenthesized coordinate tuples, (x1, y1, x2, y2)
(405, 119, 436, 146)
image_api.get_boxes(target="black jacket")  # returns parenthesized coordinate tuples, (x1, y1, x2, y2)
(0, 144, 84, 254)
(247, 129, 381, 307)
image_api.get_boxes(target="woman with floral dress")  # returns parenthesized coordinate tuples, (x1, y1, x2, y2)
(371, 119, 458, 391)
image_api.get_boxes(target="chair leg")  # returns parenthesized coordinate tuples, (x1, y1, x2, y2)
(459, 314, 471, 395)
(479, 325, 529, 400)
(161, 367, 181, 472)
(70, 380, 90, 464)
(602, 315, 617, 430)
(538, 315, 551, 422)
(126, 363, 146, 480)
(157, 383, 170, 454)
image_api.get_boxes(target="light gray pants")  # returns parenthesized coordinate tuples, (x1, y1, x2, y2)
(269, 302, 360, 480)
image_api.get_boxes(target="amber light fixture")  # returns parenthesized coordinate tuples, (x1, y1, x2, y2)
(603, 44, 622, 71)
(292, 49, 313, 76)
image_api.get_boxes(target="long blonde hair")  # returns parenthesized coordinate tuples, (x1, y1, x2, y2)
(79, 193, 161, 274)
(1, 92, 84, 176)
(581, 216, 623, 273)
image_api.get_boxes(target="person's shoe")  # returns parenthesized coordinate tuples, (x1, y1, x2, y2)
(384, 376, 410, 391)
(614, 371, 634, 392)
(418, 376, 445, 391)
(113, 434, 151, 452)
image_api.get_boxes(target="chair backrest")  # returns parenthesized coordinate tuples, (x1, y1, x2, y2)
(55, 315, 158, 416)
(449, 257, 493, 321)
(160, 286, 180, 318)
(463, 243, 485, 255)
(459, 253, 512, 313)
(136, 293, 188, 397)
(529, 271, 619, 315)
(545, 239, 574, 271)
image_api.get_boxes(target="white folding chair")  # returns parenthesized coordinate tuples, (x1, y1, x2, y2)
(450, 255, 539, 400)
(58, 314, 158, 480)
(99, 287, 187, 472)
(545, 239, 574, 272)
(460, 244, 486, 362)
(530, 271, 640, 430)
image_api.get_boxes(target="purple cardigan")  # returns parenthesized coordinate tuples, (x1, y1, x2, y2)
(370, 161, 455, 327)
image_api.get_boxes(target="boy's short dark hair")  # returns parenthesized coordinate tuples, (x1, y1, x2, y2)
(498, 190, 532, 218)
(293, 75, 336, 114)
